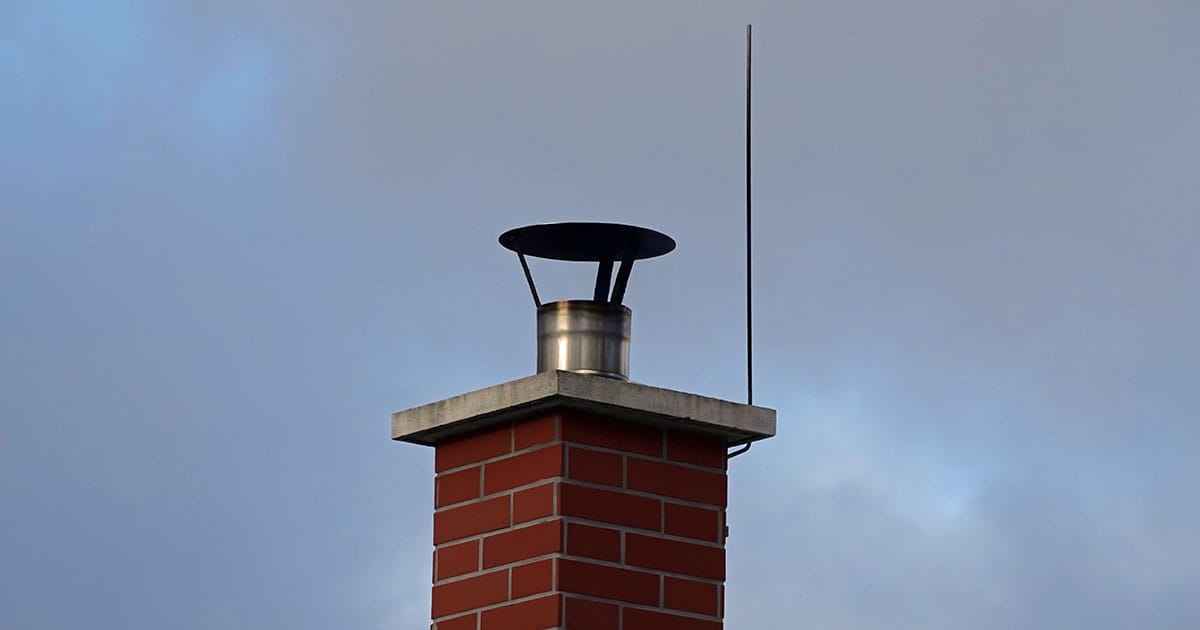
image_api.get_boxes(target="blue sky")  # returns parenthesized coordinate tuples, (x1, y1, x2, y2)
(2, 2, 1198, 628)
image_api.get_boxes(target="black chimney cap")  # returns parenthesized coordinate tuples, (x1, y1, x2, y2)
(499, 222, 675, 262)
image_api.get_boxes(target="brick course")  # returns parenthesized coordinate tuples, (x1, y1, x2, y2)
(435, 423, 511, 472)
(666, 430, 727, 470)
(664, 502, 722, 543)
(565, 597, 619, 629)
(565, 522, 621, 562)
(626, 458, 727, 507)
(435, 539, 479, 581)
(567, 447, 624, 487)
(664, 576, 721, 616)
(436, 466, 481, 508)
(483, 520, 562, 568)
(480, 594, 562, 630)
(433, 495, 509, 545)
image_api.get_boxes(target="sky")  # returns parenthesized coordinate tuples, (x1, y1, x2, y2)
(1, 1, 1198, 628)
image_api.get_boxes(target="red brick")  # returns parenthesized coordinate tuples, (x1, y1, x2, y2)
(513, 482, 556, 524)
(431, 569, 508, 618)
(565, 597, 619, 629)
(434, 612, 477, 630)
(627, 458, 726, 506)
(437, 466, 481, 508)
(625, 533, 725, 580)
(480, 594, 561, 630)
(483, 520, 562, 568)
(558, 558, 659, 606)
(623, 607, 721, 630)
(515, 414, 558, 450)
(559, 483, 660, 531)
(567, 447, 623, 487)
(435, 539, 479, 581)
(511, 558, 555, 598)
(484, 445, 564, 495)
(664, 503, 721, 543)
(434, 496, 510, 545)
(664, 576, 720, 616)
(667, 431, 726, 470)
(565, 522, 620, 562)
(436, 424, 512, 472)
(561, 412, 662, 457)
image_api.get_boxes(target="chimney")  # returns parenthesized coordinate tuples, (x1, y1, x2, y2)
(392, 223, 776, 629)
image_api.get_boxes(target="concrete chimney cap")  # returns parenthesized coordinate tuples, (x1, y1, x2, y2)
(391, 370, 776, 447)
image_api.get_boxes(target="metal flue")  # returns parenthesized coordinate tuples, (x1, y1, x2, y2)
(499, 222, 675, 381)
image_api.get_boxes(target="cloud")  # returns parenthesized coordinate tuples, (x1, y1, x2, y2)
(2, 1, 1197, 628)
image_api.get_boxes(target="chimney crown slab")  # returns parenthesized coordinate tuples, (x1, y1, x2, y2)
(393, 370, 776, 448)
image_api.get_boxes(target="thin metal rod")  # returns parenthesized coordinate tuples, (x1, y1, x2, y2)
(516, 252, 541, 307)
(726, 441, 752, 459)
(745, 23, 754, 407)
(609, 234, 639, 305)
(610, 259, 635, 305)
(593, 260, 614, 302)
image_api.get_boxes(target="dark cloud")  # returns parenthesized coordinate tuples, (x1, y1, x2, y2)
(2, 1, 1197, 628)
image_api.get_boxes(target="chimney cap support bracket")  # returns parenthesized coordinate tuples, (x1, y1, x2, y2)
(500, 222, 675, 306)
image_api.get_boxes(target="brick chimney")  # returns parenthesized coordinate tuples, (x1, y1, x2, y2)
(392, 223, 775, 628)
(393, 371, 775, 629)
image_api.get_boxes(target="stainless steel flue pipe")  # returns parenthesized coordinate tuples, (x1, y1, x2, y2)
(536, 300, 630, 381)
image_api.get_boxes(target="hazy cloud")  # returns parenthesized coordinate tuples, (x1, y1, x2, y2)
(2, 2, 1197, 628)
